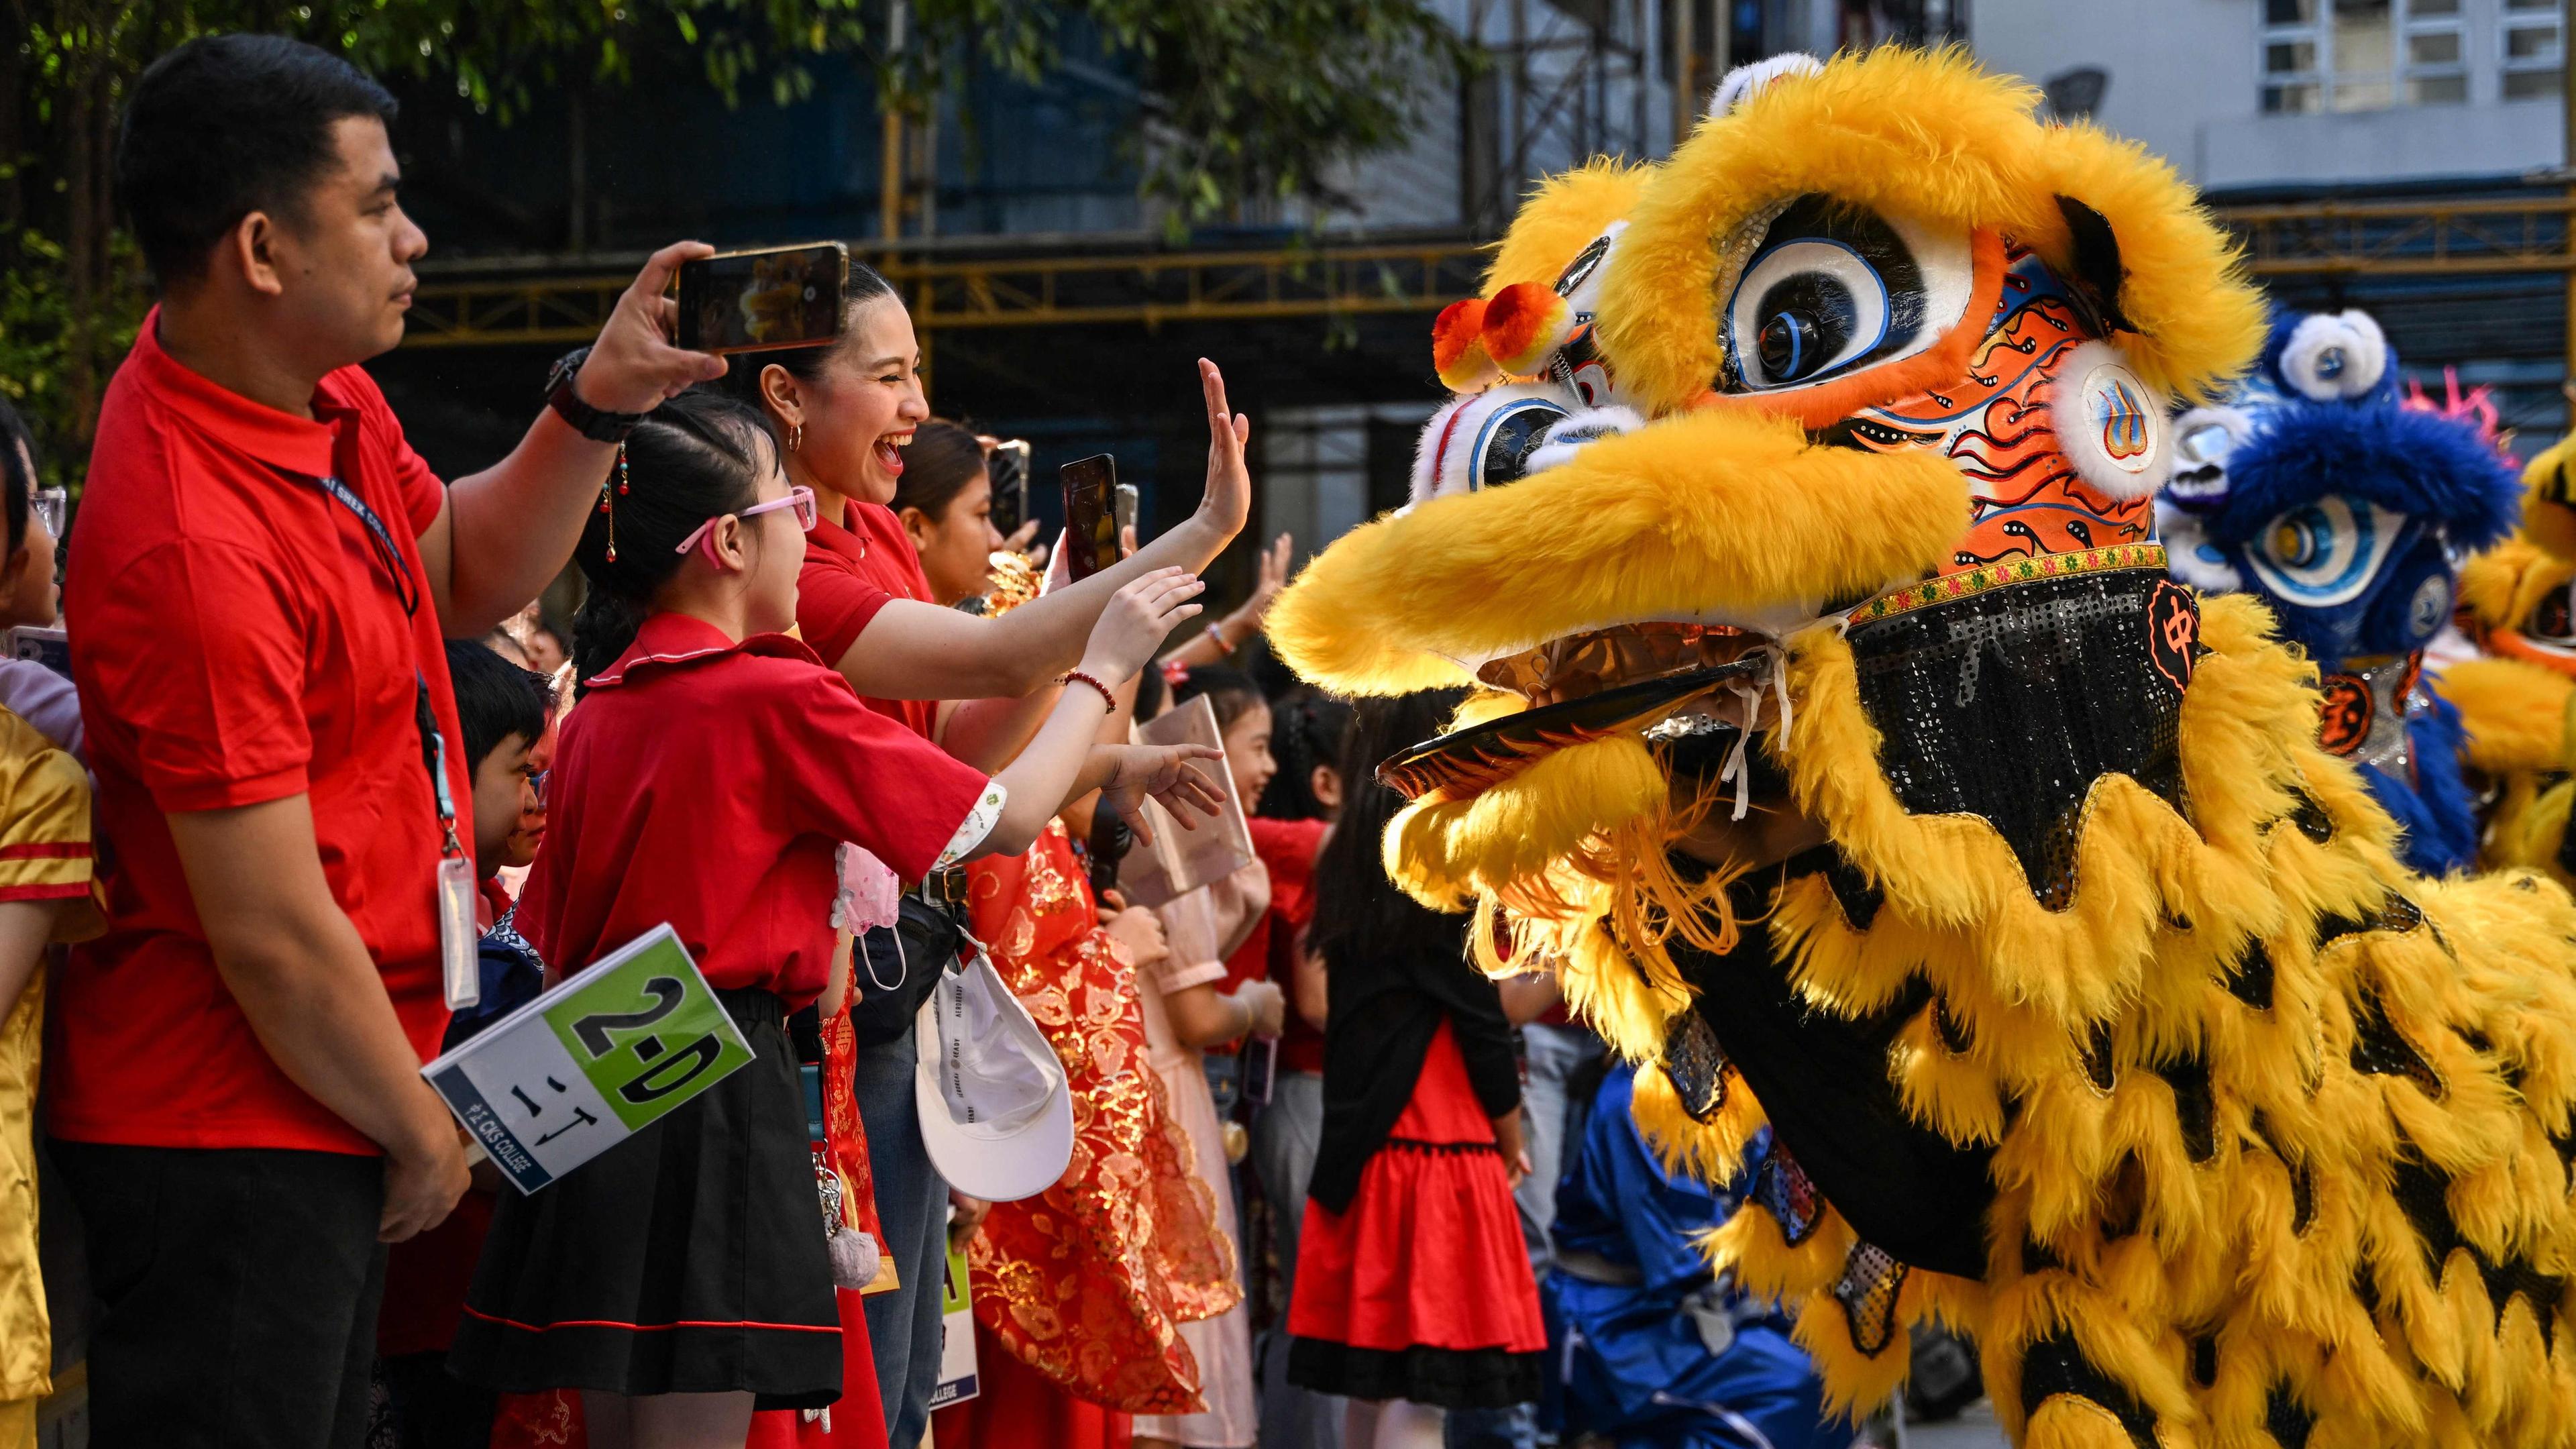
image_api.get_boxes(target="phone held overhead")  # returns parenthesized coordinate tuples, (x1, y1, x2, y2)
(676, 242, 852, 355)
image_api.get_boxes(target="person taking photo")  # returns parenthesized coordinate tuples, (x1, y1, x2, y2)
(51, 33, 727, 1446)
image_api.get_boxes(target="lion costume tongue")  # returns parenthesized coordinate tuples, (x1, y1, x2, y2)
(1271, 45, 2576, 1449)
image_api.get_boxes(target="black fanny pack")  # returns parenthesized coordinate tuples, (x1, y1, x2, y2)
(845, 894, 967, 1049)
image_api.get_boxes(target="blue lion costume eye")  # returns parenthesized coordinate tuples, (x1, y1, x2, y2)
(2155, 307, 2521, 873)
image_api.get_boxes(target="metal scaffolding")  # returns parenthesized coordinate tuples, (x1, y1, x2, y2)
(398, 195, 2576, 351)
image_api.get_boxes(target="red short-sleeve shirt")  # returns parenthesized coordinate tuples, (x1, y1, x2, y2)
(53, 311, 470, 1155)
(796, 499, 938, 740)
(518, 612, 995, 1005)
(1226, 816, 1332, 1073)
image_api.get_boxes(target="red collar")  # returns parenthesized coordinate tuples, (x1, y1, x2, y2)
(129, 306, 354, 477)
(585, 611, 825, 690)
(807, 500, 870, 566)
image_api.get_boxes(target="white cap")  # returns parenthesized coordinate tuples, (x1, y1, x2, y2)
(914, 949, 1075, 1202)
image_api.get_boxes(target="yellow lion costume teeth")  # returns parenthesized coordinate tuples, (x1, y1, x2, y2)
(1272, 46, 2576, 1449)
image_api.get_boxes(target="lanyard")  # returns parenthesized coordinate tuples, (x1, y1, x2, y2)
(297, 469, 466, 863)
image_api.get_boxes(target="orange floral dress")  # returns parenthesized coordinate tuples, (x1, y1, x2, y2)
(957, 822, 1240, 1414)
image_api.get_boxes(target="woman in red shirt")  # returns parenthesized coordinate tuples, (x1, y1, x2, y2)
(447, 390, 1224, 1449)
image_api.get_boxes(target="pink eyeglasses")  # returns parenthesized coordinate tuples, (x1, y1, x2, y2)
(674, 486, 819, 559)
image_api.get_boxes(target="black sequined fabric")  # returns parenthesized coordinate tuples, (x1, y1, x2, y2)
(2157, 1053, 2217, 1163)
(2189, 1335, 2217, 1389)
(2392, 1147, 2565, 1340)
(1932, 996, 1973, 1055)
(2350, 987, 2443, 1098)
(1822, 849, 1884, 931)
(1845, 567, 2191, 910)
(2285, 789, 2336, 843)
(1832, 1241, 1910, 1356)
(2314, 892, 2424, 953)
(2017, 1332, 2160, 1449)
(1752, 1147, 1825, 1247)
(2082, 1022, 2118, 1092)
(1679, 852, 1995, 1278)
(2226, 937, 2275, 1011)
(2265, 1385, 2316, 1449)
(1662, 1011, 1730, 1123)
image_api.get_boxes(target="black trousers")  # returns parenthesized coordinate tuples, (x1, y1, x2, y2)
(50, 1140, 387, 1449)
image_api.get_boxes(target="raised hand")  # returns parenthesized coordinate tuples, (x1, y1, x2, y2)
(1193, 359, 1252, 540)
(574, 240, 729, 415)
(1096, 745, 1227, 846)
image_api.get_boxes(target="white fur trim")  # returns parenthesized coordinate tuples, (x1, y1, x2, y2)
(1708, 54, 1824, 118)
(1525, 405, 1647, 476)
(2278, 309, 2388, 402)
(1414, 383, 1572, 503)
(2048, 340, 2171, 502)
(2155, 500, 2243, 593)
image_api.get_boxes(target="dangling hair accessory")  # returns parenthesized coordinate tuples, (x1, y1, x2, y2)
(603, 442, 627, 563)
(1159, 658, 1192, 689)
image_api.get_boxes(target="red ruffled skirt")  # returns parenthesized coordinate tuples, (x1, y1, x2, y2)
(1286, 1021, 1544, 1408)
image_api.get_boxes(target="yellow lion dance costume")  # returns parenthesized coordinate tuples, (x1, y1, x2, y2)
(1271, 48, 2576, 1449)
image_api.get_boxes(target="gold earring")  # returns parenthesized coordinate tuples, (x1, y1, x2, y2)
(788, 421, 804, 453)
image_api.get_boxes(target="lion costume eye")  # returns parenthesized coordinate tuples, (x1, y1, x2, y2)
(1720, 195, 1972, 394)
(2246, 494, 2409, 608)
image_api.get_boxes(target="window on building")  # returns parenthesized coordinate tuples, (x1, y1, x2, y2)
(2504, 0, 2566, 101)
(2261, 0, 2470, 112)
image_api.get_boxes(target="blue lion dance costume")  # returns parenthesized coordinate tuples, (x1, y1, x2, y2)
(2155, 307, 2521, 873)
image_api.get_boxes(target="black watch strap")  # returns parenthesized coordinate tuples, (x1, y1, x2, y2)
(545, 347, 646, 443)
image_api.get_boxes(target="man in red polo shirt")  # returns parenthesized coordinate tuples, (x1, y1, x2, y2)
(48, 34, 725, 1444)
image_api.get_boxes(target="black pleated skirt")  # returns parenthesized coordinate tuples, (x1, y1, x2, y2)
(447, 987, 841, 1407)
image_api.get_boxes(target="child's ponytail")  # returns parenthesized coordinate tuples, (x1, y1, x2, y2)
(569, 387, 773, 692)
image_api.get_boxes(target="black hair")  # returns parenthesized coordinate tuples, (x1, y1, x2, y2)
(444, 638, 553, 771)
(1307, 690, 1467, 974)
(0, 395, 32, 555)
(570, 388, 776, 688)
(1171, 664, 1265, 734)
(1256, 690, 1355, 820)
(724, 266, 901, 412)
(890, 419, 988, 523)
(117, 34, 400, 289)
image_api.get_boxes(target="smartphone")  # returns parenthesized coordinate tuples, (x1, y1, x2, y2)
(987, 440, 1032, 540)
(5, 625, 67, 680)
(1060, 453, 1122, 582)
(676, 242, 851, 354)
(1113, 482, 1139, 545)
(1242, 1034, 1278, 1106)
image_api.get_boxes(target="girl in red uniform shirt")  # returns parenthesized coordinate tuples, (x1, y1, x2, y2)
(448, 390, 1224, 1449)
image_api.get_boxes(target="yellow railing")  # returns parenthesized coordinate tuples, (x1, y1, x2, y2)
(398, 197, 2574, 350)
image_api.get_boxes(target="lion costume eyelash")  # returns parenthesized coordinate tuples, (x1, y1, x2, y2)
(1272, 44, 2576, 1449)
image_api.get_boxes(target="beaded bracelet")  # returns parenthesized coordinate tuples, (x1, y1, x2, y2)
(1063, 669, 1118, 712)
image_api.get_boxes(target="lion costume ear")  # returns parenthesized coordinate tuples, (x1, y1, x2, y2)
(2033, 123, 2267, 405)
(2053, 195, 2139, 339)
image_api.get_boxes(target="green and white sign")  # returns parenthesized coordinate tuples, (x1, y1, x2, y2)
(422, 924, 754, 1194)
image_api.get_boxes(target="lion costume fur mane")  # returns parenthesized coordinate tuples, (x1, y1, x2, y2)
(1271, 48, 2576, 1449)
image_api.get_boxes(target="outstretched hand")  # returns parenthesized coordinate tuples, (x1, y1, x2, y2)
(575, 240, 730, 415)
(1193, 359, 1252, 541)
(1097, 745, 1226, 847)
(1079, 567, 1205, 680)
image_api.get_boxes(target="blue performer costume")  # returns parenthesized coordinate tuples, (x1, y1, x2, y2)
(1545, 1063, 1847, 1449)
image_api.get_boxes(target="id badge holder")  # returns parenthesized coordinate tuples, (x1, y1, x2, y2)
(439, 855, 481, 1010)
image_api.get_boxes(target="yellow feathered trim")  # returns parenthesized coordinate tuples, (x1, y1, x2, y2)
(1629, 1058, 1769, 1186)
(2520, 432, 2576, 563)
(1480, 158, 1650, 293)
(2457, 538, 2572, 637)
(1267, 407, 1966, 698)
(2440, 655, 2575, 780)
